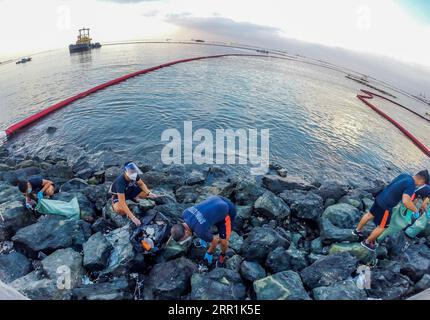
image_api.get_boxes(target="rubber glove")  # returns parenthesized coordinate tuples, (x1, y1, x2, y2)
(37, 191, 44, 201)
(204, 252, 213, 265)
(413, 211, 420, 219)
(199, 239, 207, 248)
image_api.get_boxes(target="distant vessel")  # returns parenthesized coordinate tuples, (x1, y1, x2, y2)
(16, 57, 32, 64)
(69, 28, 102, 53)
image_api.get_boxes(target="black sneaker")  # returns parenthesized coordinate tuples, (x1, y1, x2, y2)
(361, 240, 377, 252)
(352, 229, 364, 240)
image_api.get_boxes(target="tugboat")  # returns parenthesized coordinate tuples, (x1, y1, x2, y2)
(69, 28, 101, 53)
(16, 57, 32, 64)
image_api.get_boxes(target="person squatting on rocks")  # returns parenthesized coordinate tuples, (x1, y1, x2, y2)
(170, 195, 236, 267)
(354, 170, 429, 251)
(17, 176, 55, 210)
(109, 162, 158, 227)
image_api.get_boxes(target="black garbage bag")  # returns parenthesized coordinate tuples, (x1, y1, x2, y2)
(130, 211, 169, 255)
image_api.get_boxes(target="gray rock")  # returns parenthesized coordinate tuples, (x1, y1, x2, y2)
(104, 167, 122, 182)
(241, 226, 289, 263)
(233, 205, 253, 231)
(10, 270, 71, 300)
(415, 274, 430, 293)
(240, 260, 266, 282)
(146, 257, 197, 299)
(367, 268, 410, 300)
(225, 255, 243, 272)
(72, 277, 133, 300)
(399, 244, 430, 282)
(59, 178, 89, 193)
(221, 178, 265, 206)
(266, 246, 308, 273)
(153, 203, 189, 223)
(102, 203, 129, 228)
(279, 190, 323, 221)
(254, 191, 290, 221)
(103, 226, 136, 276)
(191, 268, 246, 300)
(229, 231, 243, 253)
(329, 242, 373, 264)
(161, 239, 189, 261)
(2, 167, 42, 185)
(12, 216, 91, 258)
(253, 270, 310, 300)
(185, 170, 206, 186)
(313, 280, 367, 300)
(83, 232, 113, 271)
(42, 248, 84, 289)
(311, 237, 323, 254)
(314, 180, 349, 202)
(320, 203, 361, 244)
(0, 200, 37, 241)
(262, 175, 314, 193)
(300, 252, 358, 289)
(0, 251, 32, 283)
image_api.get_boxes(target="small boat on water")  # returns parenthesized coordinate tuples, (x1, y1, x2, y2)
(69, 28, 102, 53)
(16, 57, 32, 64)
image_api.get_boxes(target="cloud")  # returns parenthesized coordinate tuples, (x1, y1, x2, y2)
(142, 9, 159, 17)
(165, 14, 283, 46)
(99, 0, 159, 3)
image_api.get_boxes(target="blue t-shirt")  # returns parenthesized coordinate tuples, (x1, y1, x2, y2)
(376, 174, 416, 209)
(182, 196, 236, 242)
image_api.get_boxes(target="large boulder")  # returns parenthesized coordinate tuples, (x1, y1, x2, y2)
(229, 231, 244, 253)
(367, 268, 411, 300)
(329, 243, 373, 264)
(59, 178, 89, 193)
(0, 251, 32, 283)
(300, 252, 358, 289)
(72, 277, 133, 300)
(10, 270, 71, 300)
(262, 175, 314, 194)
(314, 180, 349, 202)
(153, 203, 189, 223)
(254, 192, 290, 221)
(240, 226, 289, 263)
(103, 226, 136, 276)
(83, 232, 113, 271)
(146, 257, 197, 299)
(313, 280, 367, 300)
(221, 178, 265, 206)
(191, 268, 246, 300)
(233, 205, 253, 231)
(160, 239, 189, 261)
(320, 204, 361, 244)
(102, 203, 129, 228)
(253, 271, 310, 300)
(12, 216, 91, 258)
(266, 245, 308, 273)
(0, 200, 36, 241)
(399, 244, 430, 282)
(279, 190, 324, 222)
(240, 261, 266, 282)
(41, 248, 84, 289)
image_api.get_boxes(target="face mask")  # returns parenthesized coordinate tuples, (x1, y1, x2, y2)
(127, 172, 138, 181)
(27, 187, 32, 194)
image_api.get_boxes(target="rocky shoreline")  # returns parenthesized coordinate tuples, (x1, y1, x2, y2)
(1, 145, 430, 300)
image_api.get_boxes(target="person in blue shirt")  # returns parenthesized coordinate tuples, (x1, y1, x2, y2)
(170, 196, 237, 266)
(18, 176, 55, 210)
(354, 170, 429, 251)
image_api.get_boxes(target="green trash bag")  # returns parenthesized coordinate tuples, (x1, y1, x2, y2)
(35, 197, 80, 220)
(378, 199, 429, 242)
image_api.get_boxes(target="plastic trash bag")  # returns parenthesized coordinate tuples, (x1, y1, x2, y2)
(35, 197, 80, 220)
(378, 199, 428, 241)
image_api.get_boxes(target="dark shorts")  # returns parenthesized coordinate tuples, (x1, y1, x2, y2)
(215, 211, 236, 240)
(370, 202, 392, 228)
(112, 186, 142, 204)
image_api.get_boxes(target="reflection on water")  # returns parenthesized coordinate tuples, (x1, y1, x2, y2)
(1, 43, 429, 184)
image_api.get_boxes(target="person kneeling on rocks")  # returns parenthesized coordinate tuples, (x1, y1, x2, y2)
(109, 162, 157, 227)
(353, 170, 429, 251)
(18, 176, 55, 210)
(170, 196, 236, 267)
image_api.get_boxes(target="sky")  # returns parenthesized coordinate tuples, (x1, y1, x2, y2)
(0, 0, 429, 91)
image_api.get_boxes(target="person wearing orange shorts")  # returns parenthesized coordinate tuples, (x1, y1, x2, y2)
(170, 196, 236, 267)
